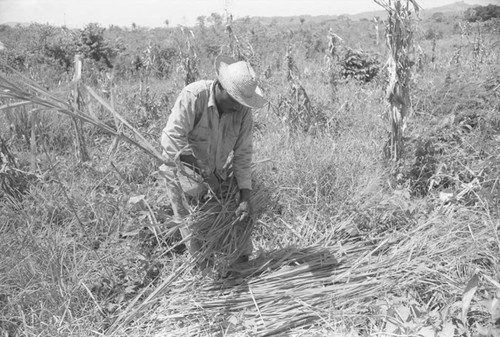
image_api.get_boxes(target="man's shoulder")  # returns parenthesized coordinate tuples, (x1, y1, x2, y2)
(183, 80, 213, 96)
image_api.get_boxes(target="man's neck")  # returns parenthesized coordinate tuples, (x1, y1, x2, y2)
(213, 81, 224, 117)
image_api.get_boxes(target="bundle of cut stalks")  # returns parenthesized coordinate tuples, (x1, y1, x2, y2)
(105, 175, 271, 334)
(181, 168, 269, 273)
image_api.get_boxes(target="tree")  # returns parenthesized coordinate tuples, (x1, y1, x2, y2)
(79, 23, 114, 68)
(207, 12, 223, 27)
(196, 15, 206, 28)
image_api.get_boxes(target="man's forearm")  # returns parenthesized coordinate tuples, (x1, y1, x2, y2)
(180, 154, 201, 174)
(180, 154, 214, 180)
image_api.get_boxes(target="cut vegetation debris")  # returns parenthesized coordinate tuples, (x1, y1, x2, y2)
(104, 211, 500, 336)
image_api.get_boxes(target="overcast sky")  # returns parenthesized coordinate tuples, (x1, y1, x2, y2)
(0, 0, 497, 28)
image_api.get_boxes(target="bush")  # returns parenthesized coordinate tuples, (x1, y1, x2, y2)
(79, 23, 117, 70)
(340, 48, 380, 82)
(44, 28, 79, 71)
(431, 12, 445, 23)
(424, 28, 443, 40)
(465, 4, 500, 22)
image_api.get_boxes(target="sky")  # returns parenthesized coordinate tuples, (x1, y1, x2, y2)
(0, 0, 498, 28)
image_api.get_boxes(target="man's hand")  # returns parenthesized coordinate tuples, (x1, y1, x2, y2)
(235, 189, 252, 222)
(235, 200, 252, 222)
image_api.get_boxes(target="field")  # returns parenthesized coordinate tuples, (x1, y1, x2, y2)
(1, 3, 500, 337)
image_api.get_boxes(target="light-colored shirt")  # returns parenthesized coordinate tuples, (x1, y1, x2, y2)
(160, 80, 253, 190)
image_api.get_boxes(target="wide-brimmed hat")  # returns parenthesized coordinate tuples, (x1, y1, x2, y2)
(215, 55, 266, 109)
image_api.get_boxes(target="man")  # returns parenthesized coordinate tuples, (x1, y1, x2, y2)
(160, 55, 266, 263)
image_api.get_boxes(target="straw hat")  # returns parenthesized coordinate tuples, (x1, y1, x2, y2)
(215, 55, 266, 109)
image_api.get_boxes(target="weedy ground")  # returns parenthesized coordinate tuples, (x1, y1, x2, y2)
(1, 19, 500, 337)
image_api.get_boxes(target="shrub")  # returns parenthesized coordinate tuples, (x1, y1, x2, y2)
(79, 23, 118, 70)
(431, 12, 445, 23)
(44, 28, 79, 71)
(465, 4, 500, 22)
(340, 48, 380, 82)
(424, 28, 443, 40)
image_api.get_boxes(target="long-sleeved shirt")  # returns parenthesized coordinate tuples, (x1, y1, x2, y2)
(160, 80, 253, 190)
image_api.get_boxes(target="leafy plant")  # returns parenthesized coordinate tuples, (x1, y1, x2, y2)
(340, 48, 381, 83)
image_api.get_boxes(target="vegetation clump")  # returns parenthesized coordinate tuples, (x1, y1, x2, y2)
(340, 48, 380, 82)
(465, 4, 500, 22)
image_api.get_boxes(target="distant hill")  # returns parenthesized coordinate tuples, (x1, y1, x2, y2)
(351, 1, 478, 19)
(1, 2, 483, 29)
(246, 1, 479, 26)
(424, 1, 477, 14)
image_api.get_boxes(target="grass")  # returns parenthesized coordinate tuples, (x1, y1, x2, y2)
(1, 16, 500, 337)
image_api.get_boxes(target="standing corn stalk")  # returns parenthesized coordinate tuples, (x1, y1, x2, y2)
(327, 28, 343, 61)
(284, 44, 300, 82)
(225, 12, 240, 60)
(70, 54, 90, 162)
(224, 13, 257, 68)
(375, 0, 420, 161)
(273, 45, 322, 133)
(373, 16, 381, 46)
(180, 27, 198, 86)
(107, 71, 123, 156)
(324, 28, 343, 88)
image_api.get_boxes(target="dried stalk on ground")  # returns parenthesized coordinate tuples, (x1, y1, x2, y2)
(70, 54, 90, 162)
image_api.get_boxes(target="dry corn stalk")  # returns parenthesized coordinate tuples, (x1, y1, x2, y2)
(107, 71, 123, 156)
(180, 26, 198, 86)
(224, 14, 258, 68)
(325, 28, 343, 88)
(70, 54, 90, 162)
(284, 44, 299, 82)
(375, 0, 420, 161)
(225, 13, 241, 60)
(374, 16, 381, 46)
(327, 28, 343, 62)
(0, 64, 176, 174)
